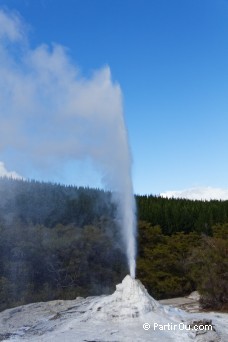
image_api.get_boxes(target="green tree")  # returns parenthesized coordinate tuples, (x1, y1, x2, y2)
(189, 235, 228, 310)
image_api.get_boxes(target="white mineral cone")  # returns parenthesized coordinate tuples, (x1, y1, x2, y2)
(84, 275, 160, 320)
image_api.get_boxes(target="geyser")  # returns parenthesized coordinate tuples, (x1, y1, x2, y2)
(0, 10, 137, 277)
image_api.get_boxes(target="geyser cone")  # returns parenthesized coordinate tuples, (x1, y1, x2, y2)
(84, 275, 160, 320)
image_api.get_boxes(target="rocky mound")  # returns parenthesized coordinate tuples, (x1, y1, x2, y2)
(84, 275, 161, 320)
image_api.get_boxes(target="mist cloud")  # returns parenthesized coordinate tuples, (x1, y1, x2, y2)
(0, 10, 136, 276)
(0, 9, 25, 42)
(0, 161, 22, 179)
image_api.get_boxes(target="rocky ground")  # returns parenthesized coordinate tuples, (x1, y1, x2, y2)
(159, 291, 201, 313)
(0, 277, 227, 342)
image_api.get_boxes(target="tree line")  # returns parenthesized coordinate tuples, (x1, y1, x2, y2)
(136, 195, 228, 235)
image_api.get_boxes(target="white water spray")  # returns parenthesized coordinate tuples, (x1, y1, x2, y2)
(0, 10, 137, 278)
(118, 177, 137, 278)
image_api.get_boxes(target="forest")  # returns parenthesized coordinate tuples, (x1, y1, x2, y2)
(0, 177, 227, 312)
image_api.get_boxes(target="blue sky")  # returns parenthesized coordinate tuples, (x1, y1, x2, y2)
(0, 0, 228, 197)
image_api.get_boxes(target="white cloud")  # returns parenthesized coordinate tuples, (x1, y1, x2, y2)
(0, 9, 25, 42)
(0, 161, 23, 179)
(160, 187, 228, 201)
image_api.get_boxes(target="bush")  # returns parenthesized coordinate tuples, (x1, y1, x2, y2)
(189, 234, 228, 310)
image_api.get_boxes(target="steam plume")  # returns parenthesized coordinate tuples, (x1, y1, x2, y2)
(0, 10, 136, 277)
(0, 161, 22, 179)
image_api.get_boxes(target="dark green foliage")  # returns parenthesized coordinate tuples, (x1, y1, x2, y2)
(137, 221, 228, 310)
(137, 221, 201, 299)
(188, 226, 228, 310)
(136, 195, 228, 235)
